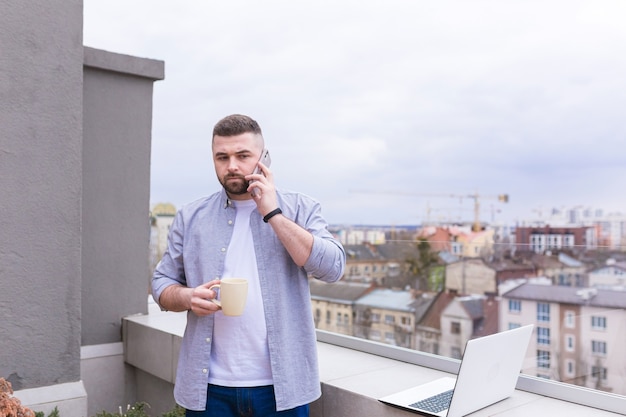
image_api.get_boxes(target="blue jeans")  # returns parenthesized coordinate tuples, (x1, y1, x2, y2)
(185, 384, 310, 417)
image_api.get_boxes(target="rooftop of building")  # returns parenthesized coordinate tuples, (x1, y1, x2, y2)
(502, 282, 626, 308)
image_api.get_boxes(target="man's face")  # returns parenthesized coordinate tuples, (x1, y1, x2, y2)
(212, 132, 263, 200)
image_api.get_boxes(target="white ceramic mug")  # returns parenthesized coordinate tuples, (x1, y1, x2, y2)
(208, 278, 248, 316)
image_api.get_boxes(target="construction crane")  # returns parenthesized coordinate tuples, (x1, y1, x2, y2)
(352, 190, 509, 232)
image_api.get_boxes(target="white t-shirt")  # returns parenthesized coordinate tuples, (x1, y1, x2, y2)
(208, 199, 273, 386)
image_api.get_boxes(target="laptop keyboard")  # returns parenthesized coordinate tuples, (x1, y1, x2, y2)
(409, 389, 454, 413)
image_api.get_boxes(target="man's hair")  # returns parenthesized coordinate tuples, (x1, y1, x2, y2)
(212, 114, 262, 138)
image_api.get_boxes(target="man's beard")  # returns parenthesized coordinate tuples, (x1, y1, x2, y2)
(220, 174, 250, 196)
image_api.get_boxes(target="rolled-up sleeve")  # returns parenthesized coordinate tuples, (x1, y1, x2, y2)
(305, 235, 345, 282)
(298, 198, 346, 282)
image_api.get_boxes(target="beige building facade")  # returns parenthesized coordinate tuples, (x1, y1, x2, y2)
(500, 283, 626, 396)
(445, 258, 497, 296)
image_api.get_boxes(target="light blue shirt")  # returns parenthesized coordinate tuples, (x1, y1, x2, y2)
(152, 189, 346, 411)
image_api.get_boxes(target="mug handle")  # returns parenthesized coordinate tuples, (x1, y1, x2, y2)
(208, 284, 221, 308)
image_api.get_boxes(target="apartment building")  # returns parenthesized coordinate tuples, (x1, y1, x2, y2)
(150, 203, 177, 258)
(529, 252, 588, 287)
(515, 225, 596, 253)
(353, 288, 422, 348)
(445, 257, 497, 296)
(588, 259, 626, 288)
(489, 258, 537, 284)
(594, 213, 626, 250)
(418, 225, 496, 259)
(415, 291, 456, 355)
(500, 282, 626, 395)
(309, 279, 374, 336)
(342, 241, 438, 290)
(149, 203, 177, 279)
(439, 294, 499, 359)
(343, 243, 394, 283)
(455, 229, 496, 258)
(523, 205, 626, 250)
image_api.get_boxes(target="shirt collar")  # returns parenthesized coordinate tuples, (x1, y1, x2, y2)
(220, 189, 233, 209)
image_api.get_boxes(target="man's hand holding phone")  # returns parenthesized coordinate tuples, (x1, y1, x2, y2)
(246, 148, 276, 207)
(250, 148, 271, 198)
(247, 148, 282, 221)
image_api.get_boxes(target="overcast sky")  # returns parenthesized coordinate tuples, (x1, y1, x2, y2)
(83, 0, 626, 226)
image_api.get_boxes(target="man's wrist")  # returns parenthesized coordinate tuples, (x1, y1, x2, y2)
(263, 208, 282, 223)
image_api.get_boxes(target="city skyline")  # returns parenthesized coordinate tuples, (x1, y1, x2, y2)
(84, 1, 626, 226)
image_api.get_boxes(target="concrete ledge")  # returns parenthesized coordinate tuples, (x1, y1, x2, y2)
(123, 312, 184, 384)
(122, 312, 626, 417)
(84, 46, 165, 80)
(14, 381, 87, 417)
(81, 342, 135, 416)
(82, 342, 124, 360)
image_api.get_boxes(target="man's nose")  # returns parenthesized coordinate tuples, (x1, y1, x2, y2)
(227, 157, 239, 171)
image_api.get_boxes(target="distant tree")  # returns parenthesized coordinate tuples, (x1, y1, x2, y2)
(406, 238, 440, 291)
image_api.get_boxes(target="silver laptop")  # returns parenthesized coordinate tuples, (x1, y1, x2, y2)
(379, 324, 534, 417)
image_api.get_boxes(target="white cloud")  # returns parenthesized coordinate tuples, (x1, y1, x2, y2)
(84, 0, 626, 225)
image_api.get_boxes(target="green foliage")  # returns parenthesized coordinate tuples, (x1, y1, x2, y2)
(92, 402, 184, 417)
(160, 405, 185, 417)
(94, 402, 151, 417)
(34, 407, 59, 417)
(31, 401, 181, 417)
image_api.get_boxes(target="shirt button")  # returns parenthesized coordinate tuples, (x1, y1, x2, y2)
(228, 220, 233, 225)
(202, 369, 208, 374)
(221, 247, 226, 252)
(206, 337, 211, 343)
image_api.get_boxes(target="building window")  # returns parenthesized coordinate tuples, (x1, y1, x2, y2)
(591, 340, 607, 356)
(574, 274, 583, 287)
(537, 327, 550, 345)
(385, 314, 395, 325)
(508, 323, 521, 330)
(537, 350, 550, 369)
(566, 360, 575, 377)
(336, 312, 342, 326)
(451, 321, 461, 334)
(326, 311, 331, 324)
(565, 335, 575, 352)
(591, 316, 607, 331)
(592, 366, 607, 381)
(385, 332, 395, 344)
(537, 303, 550, 322)
(509, 299, 521, 313)
(371, 313, 380, 323)
(564, 311, 575, 329)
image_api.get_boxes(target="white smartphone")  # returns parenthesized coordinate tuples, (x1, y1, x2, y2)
(251, 148, 271, 197)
